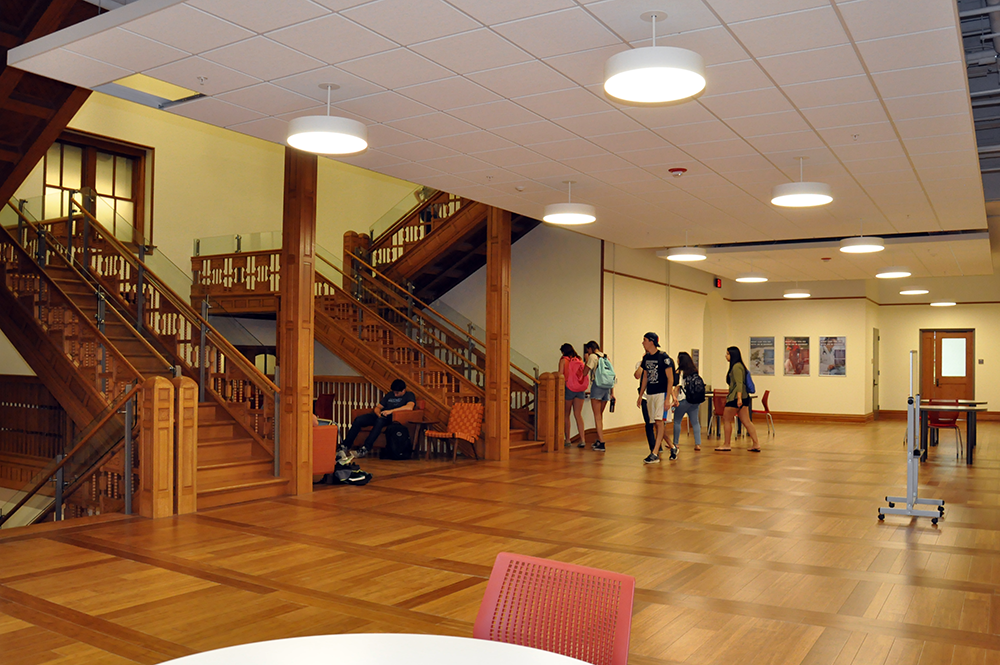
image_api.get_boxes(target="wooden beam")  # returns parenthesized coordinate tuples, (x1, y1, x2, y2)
(278, 147, 317, 495)
(484, 206, 511, 461)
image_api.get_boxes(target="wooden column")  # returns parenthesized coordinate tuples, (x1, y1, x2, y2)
(139, 376, 174, 519)
(485, 206, 511, 461)
(173, 376, 198, 515)
(538, 372, 557, 452)
(279, 148, 317, 494)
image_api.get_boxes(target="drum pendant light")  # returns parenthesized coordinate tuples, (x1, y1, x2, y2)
(656, 230, 706, 261)
(771, 157, 832, 207)
(839, 219, 884, 254)
(736, 259, 767, 283)
(604, 12, 706, 104)
(543, 181, 596, 225)
(287, 84, 368, 155)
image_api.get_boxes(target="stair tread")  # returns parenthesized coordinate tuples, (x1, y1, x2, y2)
(198, 458, 271, 471)
(198, 436, 256, 446)
(198, 477, 288, 494)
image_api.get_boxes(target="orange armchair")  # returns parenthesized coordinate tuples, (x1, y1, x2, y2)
(349, 400, 426, 450)
(426, 402, 484, 461)
(313, 423, 340, 481)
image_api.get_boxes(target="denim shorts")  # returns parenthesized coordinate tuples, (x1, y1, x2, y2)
(590, 385, 611, 402)
(565, 387, 586, 400)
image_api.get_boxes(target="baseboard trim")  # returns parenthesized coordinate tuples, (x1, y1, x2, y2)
(768, 411, 870, 424)
(878, 409, 1000, 422)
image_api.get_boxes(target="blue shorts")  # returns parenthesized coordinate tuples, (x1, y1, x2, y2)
(590, 385, 611, 402)
(565, 387, 586, 400)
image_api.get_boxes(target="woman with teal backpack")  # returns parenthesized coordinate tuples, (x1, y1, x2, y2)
(584, 341, 615, 452)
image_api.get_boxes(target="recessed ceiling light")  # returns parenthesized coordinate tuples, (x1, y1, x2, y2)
(286, 84, 367, 155)
(930, 301, 956, 307)
(899, 288, 929, 295)
(783, 288, 810, 299)
(736, 272, 767, 283)
(771, 157, 832, 207)
(543, 181, 596, 225)
(603, 12, 705, 104)
(657, 246, 707, 262)
(839, 236, 884, 254)
(876, 266, 911, 279)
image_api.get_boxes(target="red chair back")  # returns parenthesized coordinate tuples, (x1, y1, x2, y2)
(761, 390, 770, 412)
(315, 393, 334, 420)
(712, 390, 727, 415)
(928, 400, 959, 426)
(474, 552, 634, 665)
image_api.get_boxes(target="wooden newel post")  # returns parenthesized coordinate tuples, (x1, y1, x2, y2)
(173, 376, 198, 515)
(555, 373, 565, 451)
(538, 372, 557, 452)
(139, 376, 174, 519)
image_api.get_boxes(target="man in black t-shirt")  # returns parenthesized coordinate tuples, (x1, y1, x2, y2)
(636, 332, 676, 464)
(341, 379, 416, 457)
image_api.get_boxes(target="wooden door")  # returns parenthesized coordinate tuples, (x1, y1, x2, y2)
(920, 330, 975, 400)
(872, 328, 879, 420)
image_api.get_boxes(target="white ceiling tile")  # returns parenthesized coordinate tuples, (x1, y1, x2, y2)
(380, 162, 446, 182)
(561, 153, 633, 172)
(13, 49, 131, 88)
(188, 0, 329, 33)
(365, 124, 421, 147)
(494, 9, 620, 59)
(343, 0, 481, 46)
(782, 75, 877, 109)
(699, 153, 774, 174)
(730, 7, 848, 58)
(514, 88, 613, 119)
(146, 56, 260, 95)
(843, 155, 913, 175)
(702, 60, 772, 97)
(910, 151, 975, 170)
(228, 117, 289, 143)
(201, 37, 324, 81)
(658, 26, 751, 67)
(418, 154, 494, 174)
(217, 83, 318, 116)
(819, 122, 898, 145)
(446, 0, 575, 25)
(312, 0, 372, 9)
(837, 0, 956, 41)
(856, 29, 961, 74)
(803, 100, 889, 129)
(554, 111, 644, 137)
(449, 101, 541, 129)
(168, 96, 265, 127)
(334, 149, 408, 170)
(618, 144, 693, 166)
(66, 28, 188, 72)
(397, 77, 501, 109)
(474, 146, 547, 167)
(507, 160, 579, 179)
(543, 45, 625, 88)
(894, 114, 972, 140)
(883, 91, 971, 123)
(585, 0, 718, 41)
(904, 134, 976, 155)
(271, 66, 384, 103)
(830, 139, 905, 162)
(589, 130, 669, 153)
(335, 91, 434, 122)
(411, 29, 531, 74)
(467, 60, 576, 98)
(682, 138, 757, 160)
(126, 4, 253, 55)
(655, 122, 738, 145)
(387, 112, 479, 139)
(338, 48, 452, 89)
(726, 111, 810, 137)
(381, 140, 458, 161)
(593, 168, 660, 185)
(699, 87, 794, 119)
(708, 0, 828, 23)
(529, 138, 604, 160)
(870, 62, 966, 98)
(268, 15, 396, 64)
(434, 131, 516, 153)
(758, 44, 865, 86)
(622, 102, 716, 129)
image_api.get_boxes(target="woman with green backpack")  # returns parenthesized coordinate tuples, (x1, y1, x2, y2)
(584, 341, 615, 452)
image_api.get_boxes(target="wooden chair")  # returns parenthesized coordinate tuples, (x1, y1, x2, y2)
(474, 552, 634, 665)
(927, 400, 963, 458)
(425, 402, 483, 460)
(752, 389, 774, 435)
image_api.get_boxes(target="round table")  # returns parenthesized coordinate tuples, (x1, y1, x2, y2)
(162, 633, 591, 665)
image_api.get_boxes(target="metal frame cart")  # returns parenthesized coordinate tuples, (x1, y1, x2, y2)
(879, 350, 944, 524)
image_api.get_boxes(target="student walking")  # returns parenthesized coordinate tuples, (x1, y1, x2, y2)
(583, 341, 615, 452)
(717, 346, 761, 452)
(559, 343, 589, 448)
(672, 352, 706, 453)
(634, 361, 656, 453)
(636, 332, 676, 464)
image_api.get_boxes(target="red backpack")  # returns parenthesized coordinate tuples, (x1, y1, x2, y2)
(564, 356, 590, 392)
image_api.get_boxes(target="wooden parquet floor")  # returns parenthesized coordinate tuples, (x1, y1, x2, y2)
(3, 420, 1000, 665)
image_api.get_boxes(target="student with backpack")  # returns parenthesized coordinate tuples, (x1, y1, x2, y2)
(637, 332, 676, 464)
(559, 343, 589, 448)
(672, 352, 705, 454)
(583, 341, 615, 452)
(717, 346, 761, 452)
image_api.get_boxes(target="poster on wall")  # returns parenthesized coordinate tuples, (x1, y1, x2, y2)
(691, 349, 700, 371)
(783, 336, 810, 376)
(819, 336, 846, 376)
(749, 337, 775, 376)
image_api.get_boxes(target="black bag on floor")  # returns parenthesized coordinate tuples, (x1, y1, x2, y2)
(333, 460, 372, 486)
(379, 422, 413, 460)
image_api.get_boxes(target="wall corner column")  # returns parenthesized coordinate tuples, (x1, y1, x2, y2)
(485, 206, 511, 460)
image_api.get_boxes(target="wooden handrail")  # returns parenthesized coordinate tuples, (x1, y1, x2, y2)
(0, 382, 141, 527)
(369, 189, 444, 247)
(69, 198, 280, 395)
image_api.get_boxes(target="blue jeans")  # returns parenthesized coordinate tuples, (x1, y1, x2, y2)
(673, 400, 702, 449)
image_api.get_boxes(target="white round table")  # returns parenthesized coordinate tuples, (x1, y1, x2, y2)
(162, 633, 591, 665)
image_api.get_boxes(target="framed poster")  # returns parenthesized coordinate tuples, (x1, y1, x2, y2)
(691, 348, 700, 371)
(783, 336, 810, 376)
(749, 337, 775, 376)
(819, 336, 846, 376)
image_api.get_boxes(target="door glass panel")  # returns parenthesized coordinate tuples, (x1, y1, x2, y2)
(96, 196, 115, 227)
(941, 338, 966, 377)
(45, 145, 60, 186)
(62, 145, 82, 190)
(114, 156, 132, 198)
(95, 152, 114, 196)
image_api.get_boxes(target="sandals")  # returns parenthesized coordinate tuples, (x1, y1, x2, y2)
(714, 447, 732, 451)
(748, 447, 761, 452)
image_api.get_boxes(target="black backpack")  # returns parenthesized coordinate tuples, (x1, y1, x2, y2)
(379, 422, 413, 460)
(685, 374, 707, 404)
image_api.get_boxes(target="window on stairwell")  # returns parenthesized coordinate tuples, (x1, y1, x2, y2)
(42, 130, 152, 246)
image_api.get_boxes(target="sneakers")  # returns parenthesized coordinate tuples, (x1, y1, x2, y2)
(593, 441, 606, 452)
(643, 453, 660, 464)
(336, 447, 355, 465)
(355, 446, 371, 458)
(577, 439, 586, 448)
(669, 446, 678, 460)
(564, 439, 572, 448)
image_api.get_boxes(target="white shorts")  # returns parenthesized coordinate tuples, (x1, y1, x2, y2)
(645, 392, 666, 420)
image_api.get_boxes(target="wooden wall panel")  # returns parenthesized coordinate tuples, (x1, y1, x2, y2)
(173, 376, 197, 515)
(138, 376, 173, 519)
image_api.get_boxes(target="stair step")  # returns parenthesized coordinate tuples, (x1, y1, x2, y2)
(198, 437, 256, 462)
(197, 458, 274, 485)
(510, 428, 527, 443)
(509, 440, 546, 457)
(196, 477, 289, 510)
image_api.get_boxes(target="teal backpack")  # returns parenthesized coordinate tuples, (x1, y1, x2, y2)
(594, 354, 616, 389)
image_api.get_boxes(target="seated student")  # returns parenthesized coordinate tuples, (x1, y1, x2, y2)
(340, 379, 416, 458)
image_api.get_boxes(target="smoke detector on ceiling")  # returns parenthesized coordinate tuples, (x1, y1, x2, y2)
(668, 168, 687, 177)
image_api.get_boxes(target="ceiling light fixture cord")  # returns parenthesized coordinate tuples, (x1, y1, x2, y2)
(652, 13, 657, 46)
(798, 157, 803, 182)
(326, 84, 331, 116)
(568, 181, 572, 203)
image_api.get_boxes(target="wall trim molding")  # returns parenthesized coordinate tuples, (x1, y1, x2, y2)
(603, 269, 708, 296)
(767, 411, 874, 424)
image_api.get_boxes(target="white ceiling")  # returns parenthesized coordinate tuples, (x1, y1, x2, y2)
(9, 0, 993, 280)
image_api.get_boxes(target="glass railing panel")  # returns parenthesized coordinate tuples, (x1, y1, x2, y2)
(427, 299, 539, 380)
(369, 185, 431, 241)
(194, 231, 283, 256)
